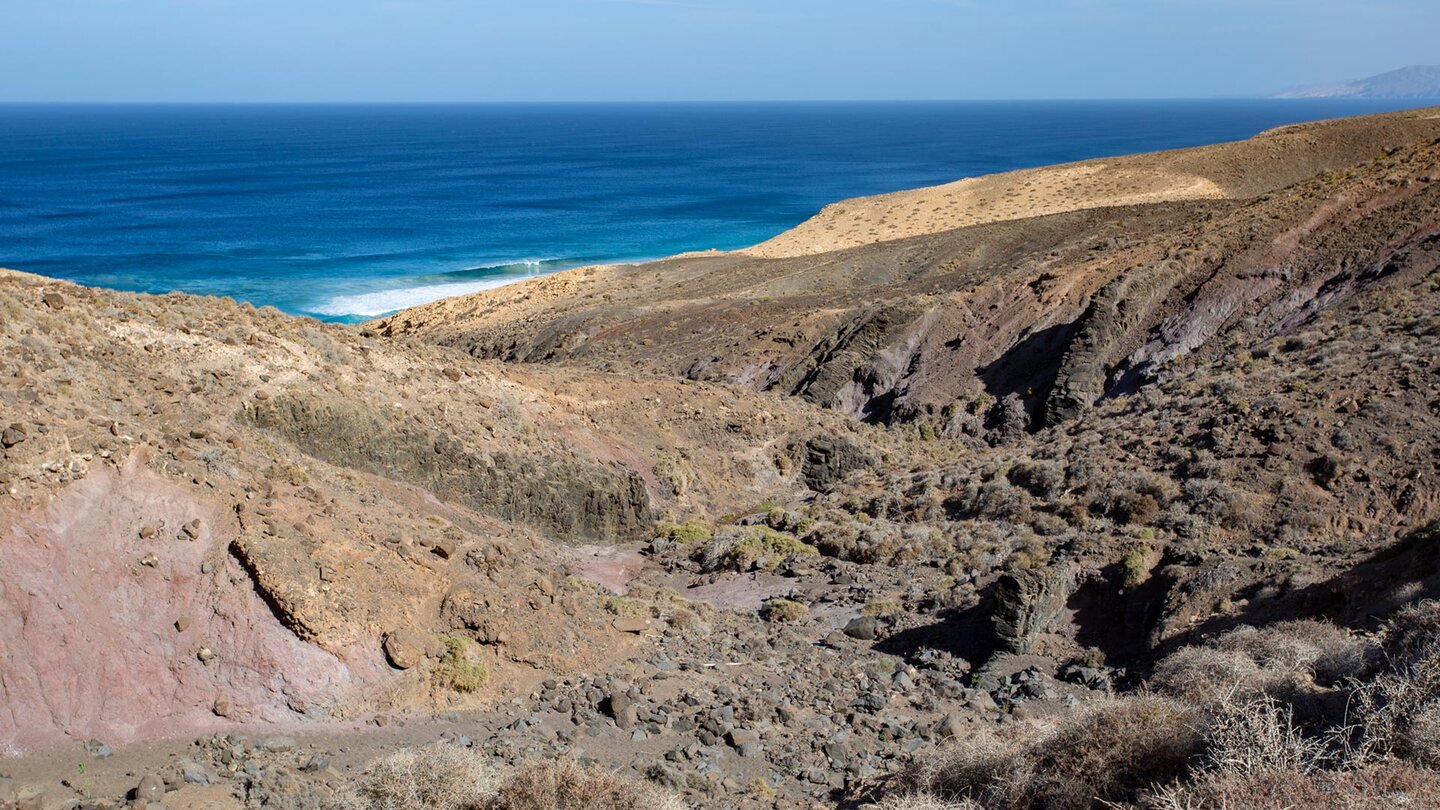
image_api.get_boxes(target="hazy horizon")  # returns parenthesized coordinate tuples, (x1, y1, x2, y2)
(2, 1, 1438, 103)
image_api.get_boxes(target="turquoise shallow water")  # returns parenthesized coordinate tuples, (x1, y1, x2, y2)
(0, 100, 1432, 321)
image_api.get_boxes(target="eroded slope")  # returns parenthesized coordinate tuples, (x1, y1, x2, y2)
(0, 271, 880, 751)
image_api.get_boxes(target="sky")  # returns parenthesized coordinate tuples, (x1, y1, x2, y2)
(0, 0, 1436, 102)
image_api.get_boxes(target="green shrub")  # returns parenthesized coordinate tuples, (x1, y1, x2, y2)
(760, 598, 809, 623)
(724, 526, 818, 571)
(1121, 545, 1153, 588)
(435, 635, 487, 693)
(655, 520, 712, 544)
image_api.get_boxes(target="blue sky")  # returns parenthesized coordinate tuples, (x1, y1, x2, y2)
(1, 0, 1436, 101)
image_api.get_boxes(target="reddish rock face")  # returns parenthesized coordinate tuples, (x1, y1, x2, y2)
(0, 454, 354, 753)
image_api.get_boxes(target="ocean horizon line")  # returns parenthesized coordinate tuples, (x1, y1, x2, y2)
(10, 96, 1440, 107)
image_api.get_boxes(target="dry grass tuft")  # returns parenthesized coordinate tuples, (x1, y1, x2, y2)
(1149, 620, 1374, 707)
(1201, 692, 1330, 776)
(350, 751, 685, 810)
(863, 796, 984, 810)
(352, 745, 498, 810)
(893, 696, 1200, 810)
(490, 759, 687, 810)
(1145, 760, 1440, 809)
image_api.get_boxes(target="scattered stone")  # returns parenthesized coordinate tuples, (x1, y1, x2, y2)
(603, 690, 633, 723)
(41, 291, 65, 310)
(1, 425, 25, 448)
(13, 788, 45, 810)
(843, 615, 879, 641)
(175, 617, 191, 632)
(197, 646, 217, 665)
(179, 760, 211, 786)
(82, 738, 113, 759)
(181, 519, 202, 539)
(140, 553, 159, 567)
(936, 714, 965, 738)
(135, 774, 165, 803)
(441, 367, 463, 382)
(612, 616, 651, 634)
(262, 735, 297, 753)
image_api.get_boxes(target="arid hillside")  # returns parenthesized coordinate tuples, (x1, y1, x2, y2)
(5, 107, 1440, 810)
(378, 107, 1440, 437)
(0, 269, 885, 756)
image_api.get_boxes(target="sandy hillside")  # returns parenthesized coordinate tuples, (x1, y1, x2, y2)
(745, 105, 1440, 257)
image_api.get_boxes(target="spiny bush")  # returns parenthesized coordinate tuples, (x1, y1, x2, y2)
(351, 745, 498, 810)
(1200, 693, 1330, 776)
(864, 797, 983, 810)
(1006, 459, 1065, 499)
(892, 696, 1201, 810)
(1121, 545, 1153, 588)
(1148, 620, 1373, 706)
(698, 526, 818, 572)
(1350, 603, 1440, 767)
(1144, 760, 1440, 809)
(1215, 620, 1373, 685)
(351, 751, 686, 810)
(490, 759, 687, 810)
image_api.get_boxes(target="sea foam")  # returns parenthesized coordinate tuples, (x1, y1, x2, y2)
(309, 258, 557, 318)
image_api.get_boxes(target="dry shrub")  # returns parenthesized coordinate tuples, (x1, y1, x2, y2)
(1353, 608, 1440, 766)
(1145, 760, 1440, 810)
(891, 724, 1018, 805)
(1149, 646, 1263, 705)
(1383, 599, 1440, 664)
(864, 797, 983, 810)
(353, 745, 498, 810)
(490, 759, 686, 810)
(1201, 693, 1330, 776)
(1149, 620, 1373, 707)
(893, 696, 1201, 809)
(1021, 696, 1201, 808)
(1216, 620, 1373, 685)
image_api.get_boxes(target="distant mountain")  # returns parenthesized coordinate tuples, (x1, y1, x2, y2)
(1274, 65, 1440, 99)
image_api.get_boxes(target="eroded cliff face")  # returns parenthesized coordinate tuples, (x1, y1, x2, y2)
(0, 455, 356, 752)
(245, 389, 654, 545)
(0, 268, 881, 751)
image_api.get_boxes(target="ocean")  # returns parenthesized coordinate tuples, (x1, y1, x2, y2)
(0, 100, 1431, 322)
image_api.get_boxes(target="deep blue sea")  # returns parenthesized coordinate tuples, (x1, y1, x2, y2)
(0, 100, 1433, 321)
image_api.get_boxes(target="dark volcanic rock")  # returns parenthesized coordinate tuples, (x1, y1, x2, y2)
(992, 561, 1078, 654)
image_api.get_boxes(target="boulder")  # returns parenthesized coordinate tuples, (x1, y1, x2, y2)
(843, 615, 879, 641)
(383, 629, 426, 670)
(992, 561, 1078, 654)
(134, 774, 165, 803)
